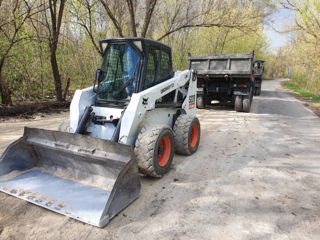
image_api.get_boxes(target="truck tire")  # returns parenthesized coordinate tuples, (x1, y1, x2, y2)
(196, 95, 205, 109)
(135, 125, 175, 177)
(58, 119, 70, 132)
(242, 96, 251, 112)
(255, 87, 261, 96)
(173, 114, 201, 155)
(235, 95, 243, 112)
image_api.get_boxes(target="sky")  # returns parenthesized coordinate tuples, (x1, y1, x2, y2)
(264, 8, 295, 51)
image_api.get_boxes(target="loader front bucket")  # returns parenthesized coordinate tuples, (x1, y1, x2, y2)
(0, 127, 140, 227)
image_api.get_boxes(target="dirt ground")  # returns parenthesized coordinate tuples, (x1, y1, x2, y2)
(0, 79, 320, 240)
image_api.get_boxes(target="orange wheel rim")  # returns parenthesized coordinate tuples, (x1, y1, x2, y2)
(190, 124, 199, 148)
(157, 136, 171, 167)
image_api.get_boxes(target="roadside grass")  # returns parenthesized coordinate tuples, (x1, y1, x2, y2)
(283, 81, 320, 105)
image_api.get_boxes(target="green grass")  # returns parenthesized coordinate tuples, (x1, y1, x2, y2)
(283, 81, 320, 104)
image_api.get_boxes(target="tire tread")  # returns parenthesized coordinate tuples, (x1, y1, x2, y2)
(135, 125, 168, 177)
(173, 115, 200, 155)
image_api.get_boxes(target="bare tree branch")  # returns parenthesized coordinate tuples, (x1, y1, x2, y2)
(99, 0, 123, 37)
(141, 0, 157, 37)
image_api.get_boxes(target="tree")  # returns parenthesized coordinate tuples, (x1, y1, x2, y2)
(98, 0, 158, 38)
(47, 0, 67, 102)
(280, 0, 320, 44)
(0, 0, 276, 105)
(125, 0, 137, 37)
(96, 0, 272, 41)
(98, 0, 124, 37)
(276, 0, 320, 95)
(0, 0, 42, 105)
(69, 0, 103, 54)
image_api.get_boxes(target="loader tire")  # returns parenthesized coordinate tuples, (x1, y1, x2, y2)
(242, 96, 251, 113)
(235, 95, 243, 112)
(196, 95, 205, 109)
(173, 115, 201, 155)
(135, 125, 175, 178)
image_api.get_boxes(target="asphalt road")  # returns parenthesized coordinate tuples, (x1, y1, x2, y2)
(0, 79, 320, 239)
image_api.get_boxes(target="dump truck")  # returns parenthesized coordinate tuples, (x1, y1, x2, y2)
(253, 60, 264, 96)
(188, 52, 255, 112)
(0, 38, 201, 227)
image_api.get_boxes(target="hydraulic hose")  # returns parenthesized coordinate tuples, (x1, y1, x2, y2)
(75, 106, 93, 134)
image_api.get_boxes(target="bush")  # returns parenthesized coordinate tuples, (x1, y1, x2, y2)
(290, 71, 320, 96)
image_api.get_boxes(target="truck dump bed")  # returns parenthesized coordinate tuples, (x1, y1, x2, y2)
(188, 53, 254, 77)
(188, 53, 255, 112)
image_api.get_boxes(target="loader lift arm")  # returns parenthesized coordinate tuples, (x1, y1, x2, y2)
(119, 70, 197, 145)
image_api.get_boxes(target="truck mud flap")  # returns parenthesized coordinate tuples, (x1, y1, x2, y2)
(0, 127, 140, 227)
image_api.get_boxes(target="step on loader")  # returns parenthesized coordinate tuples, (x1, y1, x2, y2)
(0, 38, 201, 227)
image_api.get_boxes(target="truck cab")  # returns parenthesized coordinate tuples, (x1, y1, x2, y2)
(253, 60, 265, 96)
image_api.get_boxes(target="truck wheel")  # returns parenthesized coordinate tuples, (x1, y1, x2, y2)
(242, 96, 251, 112)
(196, 95, 205, 109)
(256, 87, 261, 96)
(173, 114, 201, 155)
(235, 95, 243, 112)
(135, 125, 175, 177)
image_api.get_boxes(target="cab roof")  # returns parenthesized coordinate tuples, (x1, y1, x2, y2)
(99, 38, 171, 51)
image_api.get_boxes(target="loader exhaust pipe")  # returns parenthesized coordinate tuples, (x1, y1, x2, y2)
(0, 127, 140, 227)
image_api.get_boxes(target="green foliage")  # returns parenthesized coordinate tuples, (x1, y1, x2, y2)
(0, 0, 275, 104)
(167, 27, 269, 70)
(283, 81, 320, 104)
(271, 0, 320, 96)
(288, 71, 320, 95)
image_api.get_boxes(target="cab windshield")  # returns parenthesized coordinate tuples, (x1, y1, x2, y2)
(97, 43, 140, 101)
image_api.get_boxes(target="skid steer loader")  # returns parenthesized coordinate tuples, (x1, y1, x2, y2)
(0, 38, 200, 227)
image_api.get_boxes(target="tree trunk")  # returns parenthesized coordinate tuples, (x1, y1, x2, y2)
(63, 77, 70, 100)
(50, 45, 63, 101)
(48, 0, 66, 102)
(0, 62, 12, 105)
(141, 0, 157, 37)
(126, 0, 137, 37)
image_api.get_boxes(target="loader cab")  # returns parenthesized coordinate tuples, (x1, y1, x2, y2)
(95, 38, 173, 106)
